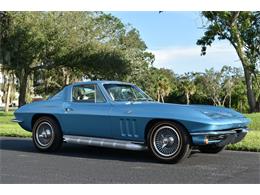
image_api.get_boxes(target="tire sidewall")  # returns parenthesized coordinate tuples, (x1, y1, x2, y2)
(148, 122, 190, 163)
(32, 116, 62, 152)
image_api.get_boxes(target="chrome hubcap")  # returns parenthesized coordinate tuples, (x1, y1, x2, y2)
(36, 122, 54, 147)
(153, 126, 180, 157)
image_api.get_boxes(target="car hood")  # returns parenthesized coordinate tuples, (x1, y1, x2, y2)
(186, 104, 245, 119)
(126, 102, 250, 131)
(126, 101, 247, 121)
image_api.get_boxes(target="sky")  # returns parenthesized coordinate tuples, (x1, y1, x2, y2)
(109, 11, 243, 74)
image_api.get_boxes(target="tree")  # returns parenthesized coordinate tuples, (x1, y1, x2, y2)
(1, 12, 154, 106)
(1, 12, 57, 106)
(192, 66, 242, 107)
(145, 68, 175, 102)
(177, 73, 196, 104)
(197, 11, 260, 112)
(230, 72, 248, 112)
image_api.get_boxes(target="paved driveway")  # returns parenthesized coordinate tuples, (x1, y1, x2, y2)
(0, 137, 259, 183)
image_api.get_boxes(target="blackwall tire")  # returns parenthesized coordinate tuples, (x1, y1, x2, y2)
(147, 121, 191, 163)
(32, 116, 63, 152)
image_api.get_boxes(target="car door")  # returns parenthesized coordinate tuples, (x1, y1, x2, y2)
(61, 84, 112, 138)
(109, 102, 148, 142)
(102, 83, 151, 142)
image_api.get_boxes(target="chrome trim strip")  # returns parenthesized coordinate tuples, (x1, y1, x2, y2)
(190, 128, 248, 136)
(63, 135, 147, 151)
(12, 118, 23, 123)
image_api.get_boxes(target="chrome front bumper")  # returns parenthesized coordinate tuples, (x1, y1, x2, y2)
(190, 128, 248, 147)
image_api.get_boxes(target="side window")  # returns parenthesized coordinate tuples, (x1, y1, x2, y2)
(72, 84, 106, 103)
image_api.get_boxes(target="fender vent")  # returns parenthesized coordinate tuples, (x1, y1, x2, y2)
(120, 119, 139, 138)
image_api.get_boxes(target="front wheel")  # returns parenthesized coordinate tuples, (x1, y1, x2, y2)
(32, 116, 63, 152)
(147, 121, 191, 163)
(199, 145, 226, 154)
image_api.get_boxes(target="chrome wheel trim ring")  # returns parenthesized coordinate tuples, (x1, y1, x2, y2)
(152, 125, 181, 157)
(35, 121, 55, 148)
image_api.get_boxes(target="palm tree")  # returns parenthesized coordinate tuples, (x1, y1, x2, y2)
(156, 75, 172, 103)
(178, 73, 196, 104)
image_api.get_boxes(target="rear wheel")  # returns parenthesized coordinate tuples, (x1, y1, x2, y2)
(32, 116, 63, 152)
(199, 145, 226, 154)
(147, 121, 191, 163)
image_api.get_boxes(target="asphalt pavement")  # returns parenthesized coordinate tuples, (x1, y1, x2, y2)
(0, 137, 259, 183)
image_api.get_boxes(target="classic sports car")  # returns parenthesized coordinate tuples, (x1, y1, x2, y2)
(13, 81, 250, 163)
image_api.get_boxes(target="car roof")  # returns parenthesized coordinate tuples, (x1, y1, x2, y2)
(71, 80, 133, 86)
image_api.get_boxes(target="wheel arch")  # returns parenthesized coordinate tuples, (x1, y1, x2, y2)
(31, 114, 62, 133)
(144, 119, 191, 144)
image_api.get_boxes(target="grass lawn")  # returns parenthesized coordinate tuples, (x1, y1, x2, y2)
(227, 113, 260, 152)
(0, 111, 259, 152)
(0, 111, 32, 137)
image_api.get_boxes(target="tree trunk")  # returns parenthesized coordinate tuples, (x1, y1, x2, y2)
(231, 27, 258, 112)
(62, 67, 70, 85)
(211, 98, 216, 106)
(186, 93, 190, 104)
(229, 93, 232, 108)
(161, 94, 164, 103)
(18, 69, 29, 107)
(256, 96, 260, 112)
(243, 66, 256, 112)
(4, 82, 11, 112)
(215, 98, 221, 106)
(65, 75, 70, 85)
(222, 94, 228, 106)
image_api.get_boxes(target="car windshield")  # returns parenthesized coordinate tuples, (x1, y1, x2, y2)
(104, 84, 153, 102)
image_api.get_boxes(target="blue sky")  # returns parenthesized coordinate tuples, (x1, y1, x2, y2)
(109, 11, 243, 74)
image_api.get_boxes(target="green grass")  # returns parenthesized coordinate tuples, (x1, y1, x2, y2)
(226, 113, 260, 152)
(0, 112, 32, 137)
(0, 111, 259, 152)
(244, 113, 260, 131)
(226, 131, 260, 152)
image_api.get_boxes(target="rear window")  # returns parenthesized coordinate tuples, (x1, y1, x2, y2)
(49, 89, 64, 100)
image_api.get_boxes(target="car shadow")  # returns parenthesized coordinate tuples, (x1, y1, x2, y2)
(0, 137, 200, 164)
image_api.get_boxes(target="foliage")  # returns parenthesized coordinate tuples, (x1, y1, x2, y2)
(194, 66, 238, 106)
(1, 11, 259, 114)
(137, 67, 176, 102)
(177, 73, 196, 104)
(164, 66, 252, 112)
(0, 12, 154, 106)
(197, 11, 260, 112)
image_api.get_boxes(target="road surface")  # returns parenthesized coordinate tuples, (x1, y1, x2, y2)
(0, 137, 259, 183)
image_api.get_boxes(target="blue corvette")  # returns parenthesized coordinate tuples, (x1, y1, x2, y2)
(13, 80, 250, 163)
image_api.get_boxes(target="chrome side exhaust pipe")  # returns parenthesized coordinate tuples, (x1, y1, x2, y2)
(63, 135, 147, 151)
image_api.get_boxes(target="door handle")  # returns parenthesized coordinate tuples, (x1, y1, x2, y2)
(65, 107, 73, 112)
(127, 110, 132, 114)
